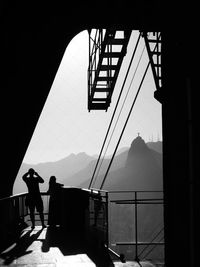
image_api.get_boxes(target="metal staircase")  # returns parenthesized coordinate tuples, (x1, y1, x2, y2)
(142, 32, 162, 100)
(88, 29, 132, 111)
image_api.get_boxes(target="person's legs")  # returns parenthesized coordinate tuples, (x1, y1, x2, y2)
(39, 211, 46, 227)
(37, 197, 46, 228)
(29, 206, 35, 228)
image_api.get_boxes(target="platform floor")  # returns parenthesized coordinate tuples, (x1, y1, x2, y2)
(0, 225, 112, 267)
(0, 226, 159, 267)
(113, 261, 159, 267)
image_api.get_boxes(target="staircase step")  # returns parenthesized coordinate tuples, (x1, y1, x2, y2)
(100, 65, 118, 71)
(103, 52, 123, 58)
(148, 39, 162, 43)
(153, 63, 161, 68)
(97, 76, 115, 81)
(151, 51, 161, 56)
(88, 102, 109, 110)
(106, 38, 126, 45)
(94, 87, 110, 92)
(92, 98, 108, 102)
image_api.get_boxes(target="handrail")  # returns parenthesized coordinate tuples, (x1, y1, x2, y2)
(0, 191, 49, 202)
(107, 190, 163, 193)
(0, 192, 28, 201)
(0, 189, 164, 264)
(90, 187, 109, 193)
(107, 247, 126, 263)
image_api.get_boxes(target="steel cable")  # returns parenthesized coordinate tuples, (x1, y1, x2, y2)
(88, 31, 142, 189)
(91, 44, 146, 187)
(100, 60, 151, 189)
(99, 32, 161, 189)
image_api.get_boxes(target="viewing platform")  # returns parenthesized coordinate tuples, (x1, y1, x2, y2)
(0, 225, 109, 266)
(0, 226, 161, 266)
(0, 188, 164, 266)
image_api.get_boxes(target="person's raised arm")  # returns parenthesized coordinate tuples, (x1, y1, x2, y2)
(22, 171, 29, 182)
(34, 172, 44, 183)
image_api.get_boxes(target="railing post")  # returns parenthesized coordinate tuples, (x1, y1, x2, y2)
(134, 191, 139, 262)
(105, 191, 109, 248)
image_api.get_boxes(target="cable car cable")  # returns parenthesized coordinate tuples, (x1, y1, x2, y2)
(88, 31, 142, 189)
(100, 60, 151, 190)
(92, 44, 146, 187)
(99, 33, 161, 190)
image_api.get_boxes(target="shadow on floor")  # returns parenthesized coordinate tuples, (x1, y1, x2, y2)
(0, 225, 114, 267)
(0, 227, 43, 265)
(42, 226, 114, 267)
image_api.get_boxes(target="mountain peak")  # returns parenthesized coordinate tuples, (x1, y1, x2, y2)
(125, 135, 150, 167)
(130, 134, 149, 153)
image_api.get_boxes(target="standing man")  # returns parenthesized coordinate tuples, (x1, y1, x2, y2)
(23, 168, 46, 229)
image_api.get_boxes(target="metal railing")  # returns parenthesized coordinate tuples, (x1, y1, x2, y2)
(88, 29, 105, 101)
(0, 192, 27, 248)
(108, 190, 164, 264)
(0, 192, 49, 233)
(87, 189, 108, 247)
(0, 189, 164, 265)
(0, 189, 108, 248)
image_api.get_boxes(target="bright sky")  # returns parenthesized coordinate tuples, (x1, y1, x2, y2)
(23, 30, 162, 164)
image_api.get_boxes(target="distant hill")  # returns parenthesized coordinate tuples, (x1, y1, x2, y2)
(65, 149, 129, 188)
(147, 140, 162, 154)
(13, 138, 164, 261)
(13, 140, 162, 194)
(103, 136, 163, 191)
(80, 137, 163, 191)
(13, 152, 95, 194)
(13, 149, 130, 194)
(96, 137, 164, 261)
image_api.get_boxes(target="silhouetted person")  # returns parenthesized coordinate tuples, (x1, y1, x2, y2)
(93, 192, 102, 226)
(47, 176, 64, 227)
(22, 168, 46, 229)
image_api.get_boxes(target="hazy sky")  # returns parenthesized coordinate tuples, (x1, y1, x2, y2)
(23, 30, 162, 164)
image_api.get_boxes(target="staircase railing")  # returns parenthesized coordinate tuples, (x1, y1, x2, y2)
(88, 29, 132, 110)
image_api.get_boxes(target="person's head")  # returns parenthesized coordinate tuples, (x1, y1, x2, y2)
(49, 176, 56, 184)
(28, 168, 35, 175)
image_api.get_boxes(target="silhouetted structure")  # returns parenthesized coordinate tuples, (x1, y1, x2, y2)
(47, 176, 63, 226)
(22, 168, 46, 228)
(2, 2, 199, 267)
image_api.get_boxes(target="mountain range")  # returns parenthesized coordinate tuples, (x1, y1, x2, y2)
(12, 137, 163, 261)
(13, 138, 162, 194)
(80, 137, 162, 190)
